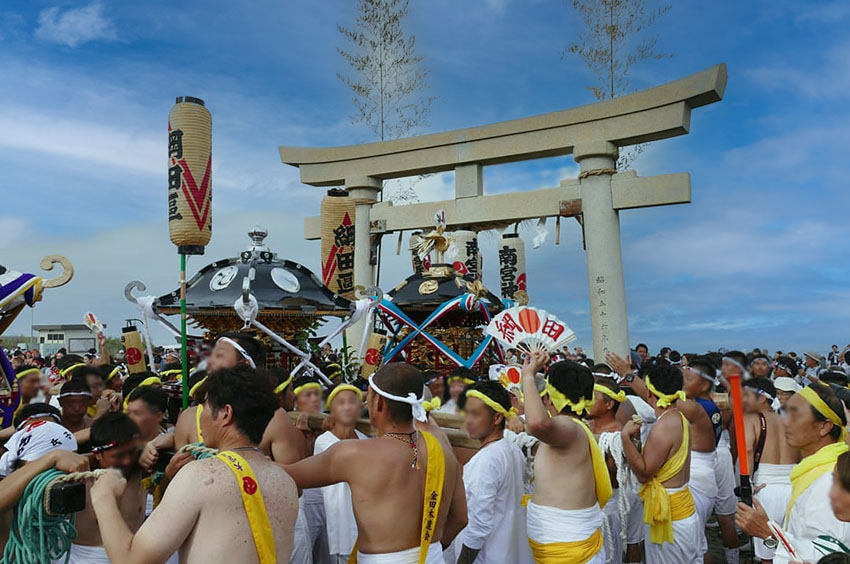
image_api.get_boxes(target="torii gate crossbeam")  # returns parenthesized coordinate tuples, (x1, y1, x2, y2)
(280, 63, 727, 362)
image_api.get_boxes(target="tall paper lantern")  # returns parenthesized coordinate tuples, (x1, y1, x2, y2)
(121, 325, 146, 374)
(168, 96, 212, 255)
(409, 231, 431, 275)
(321, 189, 356, 299)
(451, 230, 481, 281)
(498, 233, 527, 301)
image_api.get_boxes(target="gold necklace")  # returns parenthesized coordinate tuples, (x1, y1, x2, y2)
(383, 430, 420, 469)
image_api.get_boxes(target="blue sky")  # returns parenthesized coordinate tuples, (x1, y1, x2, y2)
(1, 0, 848, 355)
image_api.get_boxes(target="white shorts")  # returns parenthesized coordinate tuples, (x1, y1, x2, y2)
(690, 451, 718, 555)
(527, 500, 606, 563)
(714, 444, 737, 516)
(625, 487, 645, 545)
(357, 543, 443, 564)
(66, 544, 111, 564)
(603, 488, 623, 564)
(753, 464, 793, 561)
(291, 497, 313, 564)
(643, 488, 702, 564)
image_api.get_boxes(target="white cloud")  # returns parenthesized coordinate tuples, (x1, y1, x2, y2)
(746, 41, 850, 102)
(485, 0, 510, 13)
(35, 2, 117, 48)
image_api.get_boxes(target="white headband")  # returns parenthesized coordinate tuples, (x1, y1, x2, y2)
(368, 373, 427, 422)
(58, 391, 93, 399)
(722, 356, 749, 379)
(217, 337, 257, 369)
(745, 383, 781, 411)
(685, 365, 718, 386)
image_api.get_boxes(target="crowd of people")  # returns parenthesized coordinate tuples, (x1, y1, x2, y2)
(0, 335, 850, 564)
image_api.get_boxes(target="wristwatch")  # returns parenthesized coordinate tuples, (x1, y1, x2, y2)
(763, 536, 778, 550)
(624, 372, 636, 383)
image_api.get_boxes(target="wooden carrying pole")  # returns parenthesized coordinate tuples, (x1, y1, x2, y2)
(287, 411, 478, 450)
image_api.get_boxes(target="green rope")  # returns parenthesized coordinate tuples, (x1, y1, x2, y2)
(182, 442, 217, 460)
(2, 469, 77, 564)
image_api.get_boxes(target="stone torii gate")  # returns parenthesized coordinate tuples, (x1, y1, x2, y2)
(280, 63, 727, 361)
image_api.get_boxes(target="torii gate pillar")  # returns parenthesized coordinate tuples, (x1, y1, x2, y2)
(574, 141, 628, 361)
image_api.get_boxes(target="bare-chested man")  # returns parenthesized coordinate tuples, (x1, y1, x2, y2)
(171, 333, 266, 450)
(72, 412, 148, 564)
(521, 353, 613, 563)
(620, 363, 701, 564)
(742, 377, 799, 563)
(285, 363, 467, 564)
(91, 364, 298, 564)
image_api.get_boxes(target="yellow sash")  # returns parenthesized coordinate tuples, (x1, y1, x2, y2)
(639, 412, 691, 544)
(196, 405, 204, 444)
(217, 451, 276, 564)
(86, 404, 98, 418)
(573, 419, 613, 509)
(528, 529, 603, 564)
(786, 441, 849, 522)
(348, 430, 446, 564)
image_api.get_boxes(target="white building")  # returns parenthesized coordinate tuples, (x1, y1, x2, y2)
(33, 324, 99, 356)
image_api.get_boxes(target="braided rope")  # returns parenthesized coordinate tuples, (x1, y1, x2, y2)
(43, 469, 112, 515)
(597, 431, 632, 549)
(578, 167, 617, 180)
(4, 469, 79, 564)
(179, 443, 218, 459)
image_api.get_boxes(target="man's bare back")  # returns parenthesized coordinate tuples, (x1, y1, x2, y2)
(287, 426, 465, 554)
(260, 409, 310, 464)
(173, 406, 200, 448)
(645, 408, 691, 488)
(128, 452, 297, 563)
(532, 425, 598, 510)
(745, 410, 799, 466)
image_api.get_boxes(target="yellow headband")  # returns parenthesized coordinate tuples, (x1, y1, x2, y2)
(15, 368, 40, 381)
(594, 383, 626, 403)
(293, 382, 322, 397)
(189, 376, 208, 400)
(326, 384, 363, 408)
(546, 383, 593, 415)
(123, 376, 162, 412)
(60, 363, 86, 378)
(106, 366, 122, 382)
(448, 376, 475, 385)
(799, 386, 847, 441)
(645, 377, 685, 408)
(422, 397, 442, 413)
(273, 374, 294, 395)
(159, 369, 182, 379)
(465, 389, 518, 418)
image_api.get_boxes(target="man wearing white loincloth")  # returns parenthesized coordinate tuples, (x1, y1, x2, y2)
(285, 364, 467, 564)
(678, 358, 724, 560)
(741, 377, 798, 563)
(521, 353, 612, 564)
(92, 365, 298, 564)
(314, 384, 370, 564)
(588, 375, 629, 564)
(455, 381, 532, 564)
(608, 352, 660, 564)
(620, 363, 701, 564)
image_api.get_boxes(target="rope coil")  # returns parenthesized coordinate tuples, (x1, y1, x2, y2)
(578, 167, 617, 180)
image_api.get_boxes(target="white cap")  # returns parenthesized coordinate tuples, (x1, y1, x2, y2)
(774, 377, 801, 393)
